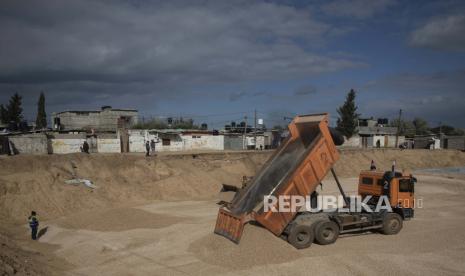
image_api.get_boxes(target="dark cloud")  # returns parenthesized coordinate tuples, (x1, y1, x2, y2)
(362, 69, 465, 127)
(0, 0, 365, 121)
(0, 0, 361, 86)
(229, 91, 248, 102)
(321, 0, 396, 19)
(409, 14, 465, 51)
(294, 85, 317, 96)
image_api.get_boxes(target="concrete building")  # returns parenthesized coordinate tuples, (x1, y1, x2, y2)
(51, 106, 138, 132)
(414, 135, 441, 149)
(442, 136, 465, 150)
(356, 118, 403, 148)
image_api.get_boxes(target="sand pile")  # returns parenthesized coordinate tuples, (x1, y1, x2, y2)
(1, 149, 464, 224)
(0, 152, 268, 224)
(189, 224, 301, 269)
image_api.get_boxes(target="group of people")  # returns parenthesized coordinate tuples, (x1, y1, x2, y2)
(146, 139, 158, 157)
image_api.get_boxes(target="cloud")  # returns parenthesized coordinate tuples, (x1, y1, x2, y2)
(409, 14, 465, 51)
(362, 69, 465, 127)
(0, 0, 361, 86)
(294, 85, 317, 96)
(229, 91, 248, 101)
(321, 0, 396, 19)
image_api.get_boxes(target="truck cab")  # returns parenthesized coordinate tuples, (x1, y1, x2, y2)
(358, 170, 416, 219)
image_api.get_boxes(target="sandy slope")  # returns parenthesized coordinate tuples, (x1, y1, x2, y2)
(4, 174, 465, 275)
(1, 149, 464, 225)
(1, 149, 465, 275)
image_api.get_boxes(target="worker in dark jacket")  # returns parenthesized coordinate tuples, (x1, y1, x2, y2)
(145, 141, 150, 157)
(82, 141, 90, 154)
(370, 160, 376, 171)
(28, 211, 39, 240)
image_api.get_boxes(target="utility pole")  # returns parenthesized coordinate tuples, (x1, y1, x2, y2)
(395, 109, 402, 148)
(254, 109, 257, 150)
(243, 115, 248, 150)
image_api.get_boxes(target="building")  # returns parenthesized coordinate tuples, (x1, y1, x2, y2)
(51, 106, 138, 132)
(341, 118, 404, 148)
(441, 135, 465, 150)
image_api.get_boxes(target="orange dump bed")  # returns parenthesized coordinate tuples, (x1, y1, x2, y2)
(214, 113, 339, 243)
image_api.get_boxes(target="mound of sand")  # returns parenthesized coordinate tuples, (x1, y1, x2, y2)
(1, 149, 464, 225)
(0, 152, 268, 224)
(189, 224, 301, 269)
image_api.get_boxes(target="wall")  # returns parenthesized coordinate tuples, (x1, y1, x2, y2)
(444, 136, 465, 150)
(127, 130, 159, 152)
(8, 134, 48, 154)
(97, 138, 121, 153)
(245, 136, 265, 150)
(182, 135, 224, 151)
(341, 136, 361, 148)
(50, 133, 86, 154)
(224, 135, 244, 150)
(369, 135, 403, 148)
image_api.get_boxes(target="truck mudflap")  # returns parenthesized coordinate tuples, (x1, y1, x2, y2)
(214, 208, 248, 243)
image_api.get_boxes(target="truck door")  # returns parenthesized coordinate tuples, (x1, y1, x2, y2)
(396, 178, 415, 208)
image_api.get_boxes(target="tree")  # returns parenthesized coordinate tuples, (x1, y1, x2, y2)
(0, 104, 7, 124)
(412, 117, 430, 135)
(390, 119, 415, 137)
(132, 118, 168, 129)
(336, 89, 360, 138)
(35, 92, 47, 129)
(7, 93, 23, 124)
(430, 125, 465, 136)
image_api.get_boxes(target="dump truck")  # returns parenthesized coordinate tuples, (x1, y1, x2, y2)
(214, 113, 416, 249)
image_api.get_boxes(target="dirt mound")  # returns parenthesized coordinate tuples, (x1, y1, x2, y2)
(1, 149, 464, 224)
(0, 234, 48, 276)
(189, 224, 301, 269)
(0, 152, 268, 224)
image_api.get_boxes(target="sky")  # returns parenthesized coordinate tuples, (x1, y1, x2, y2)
(0, 0, 464, 129)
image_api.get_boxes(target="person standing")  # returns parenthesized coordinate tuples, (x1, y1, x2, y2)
(370, 160, 376, 171)
(145, 141, 150, 157)
(82, 141, 90, 154)
(28, 211, 39, 240)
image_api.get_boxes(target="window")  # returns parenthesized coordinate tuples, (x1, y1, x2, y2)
(399, 179, 413, 193)
(377, 178, 384, 186)
(362, 177, 373, 185)
(162, 139, 171, 146)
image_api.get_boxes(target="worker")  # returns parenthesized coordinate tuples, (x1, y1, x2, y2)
(370, 160, 376, 171)
(150, 139, 156, 156)
(145, 141, 150, 157)
(82, 141, 89, 154)
(28, 211, 39, 240)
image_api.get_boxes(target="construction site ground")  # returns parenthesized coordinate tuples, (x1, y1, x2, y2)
(1, 149, 465, 275)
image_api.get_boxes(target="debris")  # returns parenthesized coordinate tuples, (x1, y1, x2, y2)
(65, 178, 97, 189)
(64, 161, 97, 189)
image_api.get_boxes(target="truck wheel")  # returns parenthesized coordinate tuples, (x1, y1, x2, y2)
(287, 224, 314, 249)
(382, 213, 403, 235)
(315, 221, 339, 245)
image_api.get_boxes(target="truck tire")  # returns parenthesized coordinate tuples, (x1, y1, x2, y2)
(287, 224, 314, 249)
(381, 213, 403, 235)
(315, 221, 339, 245)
